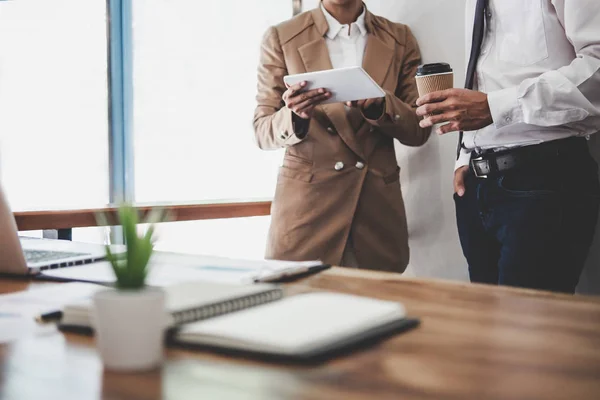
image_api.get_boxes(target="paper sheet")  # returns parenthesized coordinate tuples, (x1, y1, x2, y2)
(0, 282, 102, 318)
(0, 313, 36, 343)
(41, 255, 323, 285)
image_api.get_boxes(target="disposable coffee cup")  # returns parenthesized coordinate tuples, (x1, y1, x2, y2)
(415, 63, 454, 98)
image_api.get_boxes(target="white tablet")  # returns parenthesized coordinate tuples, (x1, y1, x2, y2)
(283, 66, 385, 105)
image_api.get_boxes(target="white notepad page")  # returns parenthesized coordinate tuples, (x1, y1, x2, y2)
(41, 254, 324, 285)
(176, 292, 406, 356)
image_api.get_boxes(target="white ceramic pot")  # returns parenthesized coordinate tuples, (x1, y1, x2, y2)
(93, 287, 166, 371)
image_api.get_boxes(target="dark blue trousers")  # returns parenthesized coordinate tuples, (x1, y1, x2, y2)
(454, 138, 600, 293)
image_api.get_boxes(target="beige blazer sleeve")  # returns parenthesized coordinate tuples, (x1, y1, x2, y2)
(253, 27, 307, 150)
(363, 27, 430, 147)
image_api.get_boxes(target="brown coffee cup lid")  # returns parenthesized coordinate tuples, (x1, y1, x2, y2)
(416, 63, 452, 76)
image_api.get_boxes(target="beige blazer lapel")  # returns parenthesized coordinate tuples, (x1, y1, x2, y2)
(360, 14, 396, 157)
(362, 34, 394, 89)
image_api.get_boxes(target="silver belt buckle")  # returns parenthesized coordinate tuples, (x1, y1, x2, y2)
(470, 156, 488, 179)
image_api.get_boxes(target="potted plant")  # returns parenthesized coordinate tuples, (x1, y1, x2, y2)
(92, 205, 167, 371)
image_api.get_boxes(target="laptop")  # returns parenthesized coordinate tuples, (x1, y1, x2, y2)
(0, 183, 107, 275)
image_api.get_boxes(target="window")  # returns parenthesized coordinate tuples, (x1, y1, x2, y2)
(0, 0, 109, 210)
(0, 0, 109, 243)
(131, 0, 293, 257)
(132, 0, 292, 202)
(0, 1, 293, 255)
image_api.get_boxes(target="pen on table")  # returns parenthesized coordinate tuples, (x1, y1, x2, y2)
(35, 311, 63, 323)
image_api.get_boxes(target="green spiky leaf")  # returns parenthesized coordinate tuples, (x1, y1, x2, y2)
(97, 204, 167, 290)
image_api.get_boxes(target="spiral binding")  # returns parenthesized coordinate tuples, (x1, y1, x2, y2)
(171, 289, 284, 326)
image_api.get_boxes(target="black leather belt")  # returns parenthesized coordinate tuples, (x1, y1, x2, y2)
(469, 137, 586, 179)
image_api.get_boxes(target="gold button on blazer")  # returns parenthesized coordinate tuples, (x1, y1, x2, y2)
(253, 6, 430, 272)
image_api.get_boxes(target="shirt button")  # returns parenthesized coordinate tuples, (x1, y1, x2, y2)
(505, 116, 512, 123)
(327, 126, 335, 133)
(355, 161, 365, 170)
(334, 161, 344, 171)
(394, 114, 401, 121)
(487, 11, 492, 18)
(369, 127, 375, 133)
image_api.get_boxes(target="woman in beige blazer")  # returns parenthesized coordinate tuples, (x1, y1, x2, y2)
(253, 0, 430, 272)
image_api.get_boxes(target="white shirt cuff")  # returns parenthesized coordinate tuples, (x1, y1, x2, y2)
(487, 87, 523, 129)
(454, 147, 471, 172)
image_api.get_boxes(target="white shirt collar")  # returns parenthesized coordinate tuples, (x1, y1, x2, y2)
(320, 3, 367, 39)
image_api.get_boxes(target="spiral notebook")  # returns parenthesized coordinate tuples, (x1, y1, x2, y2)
(59, 281, 283, 330)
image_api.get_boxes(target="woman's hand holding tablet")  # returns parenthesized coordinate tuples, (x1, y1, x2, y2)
(282, 81, 331, 120)
(283, 66, 385, 106)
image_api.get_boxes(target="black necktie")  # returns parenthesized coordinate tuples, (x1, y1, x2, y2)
(457, 0, 488, 160)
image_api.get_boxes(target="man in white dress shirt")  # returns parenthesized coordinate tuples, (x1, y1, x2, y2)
(416, 0, 600, 292)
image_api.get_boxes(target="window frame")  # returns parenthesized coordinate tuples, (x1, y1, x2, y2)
(107, 0, 134, 205)
(106, 0, 302, 205)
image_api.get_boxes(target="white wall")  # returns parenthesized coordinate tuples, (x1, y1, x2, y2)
(365, 0, 468, 281)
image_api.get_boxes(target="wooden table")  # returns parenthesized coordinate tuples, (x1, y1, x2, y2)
(1, 268, 600, 400)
